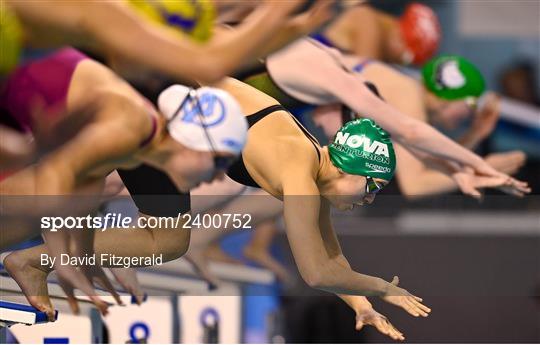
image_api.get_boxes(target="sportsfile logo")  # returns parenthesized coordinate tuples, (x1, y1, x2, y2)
(334, 132, 390, 157)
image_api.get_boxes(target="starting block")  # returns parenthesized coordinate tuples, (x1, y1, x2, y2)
(0, 301, 57, 327)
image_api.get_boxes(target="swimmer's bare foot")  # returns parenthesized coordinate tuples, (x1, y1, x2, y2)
(109, 268, 145, 305)
(55, 265, 109, 316)
(243, 245, 291, 283)
(3, 252, 56, 321)
(185, 245, 222, 290)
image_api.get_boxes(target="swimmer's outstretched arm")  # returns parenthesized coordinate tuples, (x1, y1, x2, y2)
(332, 72, 486, 171)
(280, 162, 424, 302)
(276, 48, 521, 183)
(316, 199, 408, 340)
(9, 0, 307, 84)
(317, 199, 430, 318)
(336, 72, 528, 195)
(283, 190, 384, 295)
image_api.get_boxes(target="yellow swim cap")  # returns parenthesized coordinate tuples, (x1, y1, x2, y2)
(128, 0, 215, 43)
(0, 4, 24, 75)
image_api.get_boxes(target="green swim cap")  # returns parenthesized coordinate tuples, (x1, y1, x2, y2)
(422, 55, 485, 102)
(328, 119, 396, 181)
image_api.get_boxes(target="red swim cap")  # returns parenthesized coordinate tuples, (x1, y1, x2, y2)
(399, 3, 441, 65)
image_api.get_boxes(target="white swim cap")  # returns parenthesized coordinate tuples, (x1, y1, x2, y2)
(158, 85, 248, 154)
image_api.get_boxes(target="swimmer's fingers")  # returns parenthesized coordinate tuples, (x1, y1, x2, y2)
(508, 178, 530, 191)
(305, 0, 335, 21)
(402, 297, 424, 317)
(497, 178, 530, 196)
(453, 173, 483, 199)
(384, 294, 428, 318)
(287, 0, 335, 36)
(374, 318, 405, 341)
(408, 296, 431, 315)
(355, 307, 404, 341)
(497, 185, 526, 197)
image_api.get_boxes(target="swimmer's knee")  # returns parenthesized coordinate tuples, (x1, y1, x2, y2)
(155, 231, 190, 263)
(160, 240, 189, 263)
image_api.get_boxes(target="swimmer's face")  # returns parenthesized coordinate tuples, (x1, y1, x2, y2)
(167, 149, 237, 192)
(326, 173, 388, 211)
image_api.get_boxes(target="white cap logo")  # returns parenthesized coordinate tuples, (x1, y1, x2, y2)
(440, 61, 466, 89)
(180, 92, 226, 128)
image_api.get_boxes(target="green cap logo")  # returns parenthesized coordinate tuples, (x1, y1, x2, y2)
(329, 119, 396, 181)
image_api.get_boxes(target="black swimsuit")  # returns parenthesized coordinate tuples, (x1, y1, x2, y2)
(227, 104, 321, 188)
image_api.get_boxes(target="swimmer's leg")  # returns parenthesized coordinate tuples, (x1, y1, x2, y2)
(0, 218, 40, 251)
(186, 187, 283, 286)
(5, 220, 191, 315)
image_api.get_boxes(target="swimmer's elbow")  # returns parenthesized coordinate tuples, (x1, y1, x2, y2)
(301, 269, 326, 289)
(299, 261, 337, 290)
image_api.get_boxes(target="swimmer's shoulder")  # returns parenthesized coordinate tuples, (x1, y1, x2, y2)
(276, 134, 320, 178)
(213, 77, 281, 115)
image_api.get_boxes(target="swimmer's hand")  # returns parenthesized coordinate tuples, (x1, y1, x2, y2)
(460, 92, 501, 149)
(471, 93, 501, 139)
(453, 164, 530, 199)
(471, 158, 530, 195)
(287, 0, 336, 36)
(355, 304, 405, 341)
(380, 276, 431, 318)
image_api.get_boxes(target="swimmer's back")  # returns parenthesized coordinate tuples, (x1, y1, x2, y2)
(218, 78, 321, 196)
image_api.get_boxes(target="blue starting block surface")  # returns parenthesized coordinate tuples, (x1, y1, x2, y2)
(0, 301, 57, 327)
